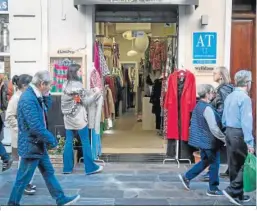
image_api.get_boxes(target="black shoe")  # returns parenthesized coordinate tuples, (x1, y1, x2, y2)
(239, 195, 251, 203)
(178, 174, 190, 190)
(2, 159, 13, 172)
(27, 183, 36, 190)
(24, 185, 36, 195)
(222, 190, 241, 206)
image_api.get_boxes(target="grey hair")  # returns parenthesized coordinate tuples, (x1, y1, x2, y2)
(197, 84, 214, 99)
(234, 70, 252, 87)
(31, 70, 52, 87)
(216, 66, 231, 84)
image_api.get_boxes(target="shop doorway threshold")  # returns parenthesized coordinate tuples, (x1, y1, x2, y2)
(99, 153, 167, 163)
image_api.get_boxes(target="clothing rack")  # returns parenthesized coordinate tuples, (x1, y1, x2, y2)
(163, 67, 191, 168)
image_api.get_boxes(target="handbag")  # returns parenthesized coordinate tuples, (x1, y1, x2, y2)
(27, 136, 45, 156)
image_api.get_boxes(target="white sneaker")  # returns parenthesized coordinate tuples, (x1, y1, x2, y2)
(86, 165, 103, 175)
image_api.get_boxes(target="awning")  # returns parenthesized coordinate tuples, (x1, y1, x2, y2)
(74, 0, 199, 7)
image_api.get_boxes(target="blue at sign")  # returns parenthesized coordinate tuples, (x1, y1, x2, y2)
(0, 0, 8, 11)
(193, 32, 217, 64)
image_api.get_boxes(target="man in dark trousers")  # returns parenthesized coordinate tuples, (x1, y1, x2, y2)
(222, 70, 254, 206)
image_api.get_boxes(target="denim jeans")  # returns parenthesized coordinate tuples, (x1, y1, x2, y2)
(185, 149, 220, 191)
(0, 142, 9, 161)
(63, 126, 99, 174)
(8, 154, 65, 205)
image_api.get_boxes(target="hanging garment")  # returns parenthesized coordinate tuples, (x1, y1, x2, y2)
(88, 68, 104, 134)
(113, 43, 120, 68)
(150, 79, 163, 130)
(91, 129, 102, 160)
(52, 64, 68, 93)
(106, 87, 115, 115)
(150, 40, 167, 71)
(164, 70, 196, 141)
(99, 44, 110, 77)
(105, 76, 116, 103)
(94, 42, 101, 76)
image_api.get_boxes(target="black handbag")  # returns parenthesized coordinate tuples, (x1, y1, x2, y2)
(27, 136, 45, 156)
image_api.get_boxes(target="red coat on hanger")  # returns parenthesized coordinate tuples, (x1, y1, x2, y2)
(164, 70, 196, 141)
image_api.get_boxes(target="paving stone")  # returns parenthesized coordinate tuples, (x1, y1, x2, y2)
(137, 189, 198, 198)
(79, 189, 124, 198)
(76, 198, 115, 206)
(115, 175, 157, 182)
(115, 198, 170, 206)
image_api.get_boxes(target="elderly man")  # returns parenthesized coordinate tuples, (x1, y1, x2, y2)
(222, 70, 254, 205)
(8, 71, 80, 206)
(179, 84, 225, 196)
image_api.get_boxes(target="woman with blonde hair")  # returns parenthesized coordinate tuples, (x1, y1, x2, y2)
(200, 66, 234, 181)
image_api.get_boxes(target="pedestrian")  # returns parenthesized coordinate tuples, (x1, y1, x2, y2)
(0, 75, 13, 172)
(61, 64, 103, 175)
(200, 66, 234, 181)
(222, 70, 254, 205)
(6, 74, 37, 195)
(8, 70, 80, 206)
(178, 84, 225, 196)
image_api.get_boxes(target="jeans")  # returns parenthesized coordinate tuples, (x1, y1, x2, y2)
(0, 142, 9, 161)
(8, 154, 65, 205)
(18, 157, 35, 185)
(63, 126, 99, 174)
(185, 149, 220, 191)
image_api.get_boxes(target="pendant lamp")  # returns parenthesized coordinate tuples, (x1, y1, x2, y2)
(127, 38, 138, 57)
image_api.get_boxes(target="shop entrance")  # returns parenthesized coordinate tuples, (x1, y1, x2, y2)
(94, 4, 179, 155)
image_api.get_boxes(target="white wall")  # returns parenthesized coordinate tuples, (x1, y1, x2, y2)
(178, 0, 228, 87)
(48, 0, 87, 53)
(9, 0, 45, 77)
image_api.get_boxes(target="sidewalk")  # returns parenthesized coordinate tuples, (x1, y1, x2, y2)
(0, 163, 256, 206)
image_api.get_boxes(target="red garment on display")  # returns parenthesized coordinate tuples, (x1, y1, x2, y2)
(105, 76, 116, 103)
(164, 70, 196, 141)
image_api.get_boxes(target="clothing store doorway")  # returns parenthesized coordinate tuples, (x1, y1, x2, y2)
(94, 4, 179, 155)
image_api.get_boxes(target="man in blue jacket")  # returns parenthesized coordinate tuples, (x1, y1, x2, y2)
(8, 71, 80, 206)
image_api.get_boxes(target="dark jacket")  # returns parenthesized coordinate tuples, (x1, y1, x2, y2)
(189, 101, 222, 150)
(211, 83, 234, 116)
(17, 86, 57, 158)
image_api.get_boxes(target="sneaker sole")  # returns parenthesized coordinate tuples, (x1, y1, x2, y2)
(24, 191, 36, 195)
(240, 198, 251, 203)
(64, 195, 80, 206)
(178, 174, 190, 191)
(206, 192, 223, 197)
(86, 166, 103, 175)
(222, 190, 241, 206)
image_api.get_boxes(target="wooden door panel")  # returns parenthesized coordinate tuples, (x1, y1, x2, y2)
(230, 19, 256, 137)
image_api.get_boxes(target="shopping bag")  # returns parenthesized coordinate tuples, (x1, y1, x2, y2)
(243, 153, 256, 192)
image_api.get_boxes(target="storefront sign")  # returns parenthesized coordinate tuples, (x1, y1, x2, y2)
(57, 49, 75, 54)
(192, 32, 217, 65)
(0, 0, 8, 11)
(132, 31, 145, 38)
(195, 66, 214, 72)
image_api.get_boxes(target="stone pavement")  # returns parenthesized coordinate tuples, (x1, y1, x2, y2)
(0, 163, 256, 206)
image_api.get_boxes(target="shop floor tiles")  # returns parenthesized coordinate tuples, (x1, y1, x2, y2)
(0, 163, 255, 206)
(102, 111, 166, 154)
